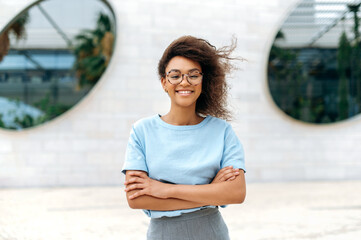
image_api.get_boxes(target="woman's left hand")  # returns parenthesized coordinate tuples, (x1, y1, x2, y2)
(124, 171, 170, 200)
(211, 166, 239, 184)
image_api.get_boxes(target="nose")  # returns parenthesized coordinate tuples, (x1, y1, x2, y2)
(179, 74, 190, 86)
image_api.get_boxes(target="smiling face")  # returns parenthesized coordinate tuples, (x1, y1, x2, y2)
(161, 56, 203, 110)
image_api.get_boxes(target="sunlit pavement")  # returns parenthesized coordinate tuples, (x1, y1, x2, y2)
(1, 181, 361, 240)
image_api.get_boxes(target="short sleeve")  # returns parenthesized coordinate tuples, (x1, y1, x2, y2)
(121, 126, 149, 175)
(220, 125, 246, 173)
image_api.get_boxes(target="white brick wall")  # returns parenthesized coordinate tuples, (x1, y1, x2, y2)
(0, 0, 360, 187)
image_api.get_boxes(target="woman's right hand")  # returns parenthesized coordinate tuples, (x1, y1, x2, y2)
(211, 166, 240, 184)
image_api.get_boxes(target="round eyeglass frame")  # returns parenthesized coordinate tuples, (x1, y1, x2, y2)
(166, 70, 203, 86)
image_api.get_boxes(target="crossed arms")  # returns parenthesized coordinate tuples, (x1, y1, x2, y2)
(124, 166, 246, 211)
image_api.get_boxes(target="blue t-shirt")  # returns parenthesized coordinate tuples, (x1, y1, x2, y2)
(121, 114, 246, 218)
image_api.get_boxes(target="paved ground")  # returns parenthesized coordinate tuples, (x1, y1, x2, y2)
(1, 181, 361, 240)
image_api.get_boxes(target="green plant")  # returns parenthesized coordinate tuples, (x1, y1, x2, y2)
(337, 31, 351, 120)
(348, 3, 361, 111)
(34, 94, 70, 121)
(268, 32, 307, 121)
(0, 114, 5, 128)
(73, 12, 114, 88)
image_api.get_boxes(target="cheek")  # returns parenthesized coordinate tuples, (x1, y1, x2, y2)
(167, 84, 176, 92)
(197, 85, 203, 94)
(195, 88, 202, 99)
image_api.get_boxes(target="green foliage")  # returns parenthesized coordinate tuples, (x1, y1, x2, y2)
(73, 12, 114, 87)
(337, 31, 351, 120)
(269, 37, 309, 122)
(269, 9, 361, 124)
(337, 32, 351, 76)
(348, 4, 361, 112)
(34, 94, 70, 121)
(0, 114, 5, 128)
(13, 114, 35, 129)
(0, 94, 71, 130)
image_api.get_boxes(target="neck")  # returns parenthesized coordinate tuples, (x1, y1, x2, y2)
(162, 105, 203, 125)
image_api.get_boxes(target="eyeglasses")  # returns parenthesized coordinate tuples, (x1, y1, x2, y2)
(166, 69, 203, 86)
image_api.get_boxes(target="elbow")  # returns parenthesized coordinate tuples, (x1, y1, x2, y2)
(237, 192, 246, 204)
(126, 191, 143, 209)
(233, 176, 246, 204)
(127, 198, 144, 209)
(127, 195, 147, 209)
(127, 199, 139, 209)
(233, 189, 246, 204)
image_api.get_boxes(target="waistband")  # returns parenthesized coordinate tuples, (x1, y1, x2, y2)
(151, 207, 219, 222)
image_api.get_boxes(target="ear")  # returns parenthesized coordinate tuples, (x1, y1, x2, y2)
(161, 77, 167, 90)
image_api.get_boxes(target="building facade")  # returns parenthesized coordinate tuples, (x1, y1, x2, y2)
(0, 0, 360, 187)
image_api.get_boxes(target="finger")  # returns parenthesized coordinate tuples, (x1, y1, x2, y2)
(220, 168, 234, 175)
(227, 176, 236, 181)
(224, 172, 239, 180)
(218, 166, 233, 173)
(223, 173, 234, 180)
(218, 168, 233, 177)
(125, 183, 143, 192)
(217, 169, 235, 181)
(228, 170, 240, 177)
(128, 171, 147, 177)
(129, 171, 148, 177)
(214, 166, 233, 180)
(129, 190, 146, 199)
(223, 166, 233, 170)
(221, 170, 240, 181)
(124, 177, 144, 185)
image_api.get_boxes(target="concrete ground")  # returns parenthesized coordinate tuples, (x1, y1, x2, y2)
(1, 181, 361, 240)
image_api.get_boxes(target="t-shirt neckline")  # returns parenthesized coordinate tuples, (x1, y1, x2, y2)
(155, 114, 211, 130)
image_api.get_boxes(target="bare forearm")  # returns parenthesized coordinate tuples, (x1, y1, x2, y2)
(124, 170, 245, 209)
(126, 189, 206, 210)
(168, 174, 246, 206)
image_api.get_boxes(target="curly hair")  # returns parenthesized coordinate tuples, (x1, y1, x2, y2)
(158, 35, 238, 121)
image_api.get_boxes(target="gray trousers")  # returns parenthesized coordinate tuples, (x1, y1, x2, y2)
(147, 208, 230, 240)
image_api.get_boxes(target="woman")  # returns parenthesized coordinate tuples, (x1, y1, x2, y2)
(122, 35, 246, 240)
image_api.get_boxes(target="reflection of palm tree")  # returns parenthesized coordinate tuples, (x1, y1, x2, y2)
(348, 3, 361, 111)
(0, 12, 29, 62)
(337, 31, 351, 120)
(73, 12, 114, 89)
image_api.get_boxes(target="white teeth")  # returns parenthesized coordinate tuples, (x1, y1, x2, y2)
(178, 91, 192, 94)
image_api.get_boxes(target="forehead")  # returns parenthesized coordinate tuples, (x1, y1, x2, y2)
(166, 56, 202, 71)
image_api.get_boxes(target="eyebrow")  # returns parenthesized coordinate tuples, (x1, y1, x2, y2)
(169, 68, 201, 72)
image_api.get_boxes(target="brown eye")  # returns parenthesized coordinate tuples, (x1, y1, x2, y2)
(168, 73, 181, 79)
(189, 73, 201, 79)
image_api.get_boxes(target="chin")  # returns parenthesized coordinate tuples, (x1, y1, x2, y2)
(174, 100, 197, 108)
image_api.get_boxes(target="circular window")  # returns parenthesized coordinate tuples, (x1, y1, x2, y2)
(268, 0, 361, 124)
(0, 0, 116, 130)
